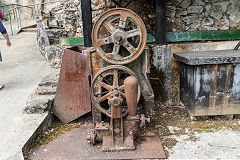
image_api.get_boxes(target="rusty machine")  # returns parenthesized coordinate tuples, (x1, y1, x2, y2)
(87, 8, 156, 151)
(53, 7, 166, 158)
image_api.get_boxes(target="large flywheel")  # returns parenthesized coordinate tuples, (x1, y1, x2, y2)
(91, 65, 141, 118)
(92, 8, 147, 65)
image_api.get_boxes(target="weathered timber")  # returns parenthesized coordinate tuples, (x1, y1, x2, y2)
(174, 50, 240, 65)
(174, 50, 240, 117)
(81, 0, 92, 47)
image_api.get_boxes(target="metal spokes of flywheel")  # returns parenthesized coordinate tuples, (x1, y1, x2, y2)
(91, 65, 141, 118)
(92, 8, 147, 65)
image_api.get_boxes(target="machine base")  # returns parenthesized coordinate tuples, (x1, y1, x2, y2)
(101, 135, 135, 152)
(29, 125, 166, 160)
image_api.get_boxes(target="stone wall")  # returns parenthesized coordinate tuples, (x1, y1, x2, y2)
(45, 0, 83, 37)
(37, 0, 114, 66)
(166, 0, 240, 32)
(37, 18, 64, 67)
(43, 0, 114, 38)
(91, 0, 115, 22)
(1, 0, 35, 19)
(0, 0, 57, 19)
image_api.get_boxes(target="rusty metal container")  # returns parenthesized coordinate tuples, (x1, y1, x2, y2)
(174, 50, 240, 117)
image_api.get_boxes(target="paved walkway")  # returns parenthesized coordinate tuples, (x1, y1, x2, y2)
(0, 32, 55, 159)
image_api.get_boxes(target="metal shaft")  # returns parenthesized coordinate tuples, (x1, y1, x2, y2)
(124, 76, 138, 116)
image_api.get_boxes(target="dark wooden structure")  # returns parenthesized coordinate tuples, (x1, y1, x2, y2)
(155, 0, 166, 45)
(81, 0, 92, 47)
(174, 50, 240, 117)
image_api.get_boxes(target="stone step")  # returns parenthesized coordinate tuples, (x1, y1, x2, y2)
(22, 28, 37, 32)
(24, 95, 55, 114)
(36, 86, 57, 95)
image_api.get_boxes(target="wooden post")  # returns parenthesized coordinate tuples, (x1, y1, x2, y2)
(81, 0, 93, 47)
(155, 0, 166, 45)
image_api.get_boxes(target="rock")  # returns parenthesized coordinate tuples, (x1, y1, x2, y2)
(204, 5, 212, 16)
(91, 0, 99, 6)
(24, 96, 55, 114)
(171, 19, 186, 32)
(220, 17, 230, 30)
(166, 6, 176, 18)
(192, 0, 205, 6)
(37, 20, 64, 67)
(229, 21, 238, 28)
(229, 14, 240, 23)
(216, 1, 230, 13)
(199, 25, 217, 31)
(46, 29, 66, 44)
(186, 23, 201, 31)
(227, 3, 235, 15)
(148, 14, 155, 19)
(49, 0, 83, 37)
(179, 0, 191, 8)
(36, 86, 57, 95)
(155, 125, 161, 129)
(42, 0, 114, 39)
(187, 6, 204, 14)
(166, 0, 232, 32)
(181, 15, 200, 25)
(186, 22, 201, 31)
(45, 45, 64, 67)
(36, 19, 50, 54)
(210, 5, 223, 19)
(213, 20, 222, 29)
(201, 17, 214, 26)
(91, 0, 113, 10)
(166, 18, 172, 32)
(209, 0, 218, 3)
(39, 73, 59, 87)
(229, 6, 240, 27)
(24, 72, 59, 114)
(175, 8, 187, 17)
